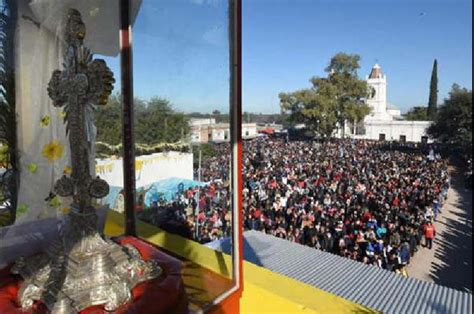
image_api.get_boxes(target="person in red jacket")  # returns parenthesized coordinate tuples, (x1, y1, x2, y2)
(423, 221, 436, 249)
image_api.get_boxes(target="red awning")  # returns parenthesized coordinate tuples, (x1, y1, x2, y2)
(259, 128, 275, 134)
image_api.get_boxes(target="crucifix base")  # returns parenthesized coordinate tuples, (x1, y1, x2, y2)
(7, 206, 166, 313)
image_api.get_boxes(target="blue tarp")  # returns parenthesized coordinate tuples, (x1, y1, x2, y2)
(142, 177, 208, 207)
(101, 177, 208, 209)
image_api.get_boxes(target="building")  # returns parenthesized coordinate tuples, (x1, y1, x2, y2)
(354, 64, 432, 143)
(190, 118, 258, 143)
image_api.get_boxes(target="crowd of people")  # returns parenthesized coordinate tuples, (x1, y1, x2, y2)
(138, 138, 450, 274)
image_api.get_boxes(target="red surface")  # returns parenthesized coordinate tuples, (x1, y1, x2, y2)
(0, 236, 186, 314)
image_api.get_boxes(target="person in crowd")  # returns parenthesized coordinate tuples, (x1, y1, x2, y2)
(137, 138, 448, 273)
(423, 221, 436, 250)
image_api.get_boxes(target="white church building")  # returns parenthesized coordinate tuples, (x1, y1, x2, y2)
(350, 64, 432, 143)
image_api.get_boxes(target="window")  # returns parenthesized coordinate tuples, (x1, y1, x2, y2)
(379, 133, 386, 141)
(400, 135, 406, 143)
(0, 0, 242, 312)
(129, 0, 241, 311)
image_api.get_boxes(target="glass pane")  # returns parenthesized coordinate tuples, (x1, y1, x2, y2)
(131, 0, 235, 311)
(1, 0, 122, 262)
(0, 2, 162, 313)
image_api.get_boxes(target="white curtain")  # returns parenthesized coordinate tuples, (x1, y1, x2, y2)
(0, 0, 142, 267)
(14, 0, 71, 224)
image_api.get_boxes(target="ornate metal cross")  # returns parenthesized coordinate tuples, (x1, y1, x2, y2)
(12, 9, 161, 313)
(48, 9, 113, 209)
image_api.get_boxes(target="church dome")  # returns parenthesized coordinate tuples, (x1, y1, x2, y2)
(369, 64, 383, 79)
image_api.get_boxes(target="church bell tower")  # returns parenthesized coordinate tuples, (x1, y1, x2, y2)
(365, 64, 391, 121)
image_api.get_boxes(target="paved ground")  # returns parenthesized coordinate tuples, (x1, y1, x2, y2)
(407, 166, 472, 293)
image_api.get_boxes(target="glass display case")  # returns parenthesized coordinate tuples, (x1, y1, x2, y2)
(0, 0, 242, 313)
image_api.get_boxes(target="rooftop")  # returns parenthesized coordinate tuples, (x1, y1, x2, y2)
(213, 230, 473, 314)
(368, 63, 384, 79)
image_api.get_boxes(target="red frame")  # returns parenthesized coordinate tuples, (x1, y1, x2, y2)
(119, 0, 243, 312)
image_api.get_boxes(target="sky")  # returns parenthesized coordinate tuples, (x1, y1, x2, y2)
(105, 0, 472, 114)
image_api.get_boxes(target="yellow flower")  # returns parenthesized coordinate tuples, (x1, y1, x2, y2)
(60, 207, 71, 215)
(48, 195, 61, 208)
(28, 163, 38, 173)
(63, 166, 72, 175)
(135, 160, 143, 172)
(42, 140, 64, 162)
(40, 115, 50, 127)
(59, 110, 67, 121)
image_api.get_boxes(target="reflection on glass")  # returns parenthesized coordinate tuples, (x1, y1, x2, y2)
(0, 1, 122, 261)
(131, 0, 234, 310)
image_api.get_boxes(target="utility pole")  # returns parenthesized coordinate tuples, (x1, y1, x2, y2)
(198, 147, 202, 182)
(195, 187, 200, 240)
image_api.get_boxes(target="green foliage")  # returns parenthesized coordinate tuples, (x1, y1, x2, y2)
(134, 97, 190, 144)
(428, 84, 472, 156)
(403, 106, 428, 121)
(94, 94, 122, 145)
(96, 141, 190, 158)
(280, 53, 371, 138)
(427, 59, 438, 119)
(193, 143, 217, 168)
(94, 95, 191, 156)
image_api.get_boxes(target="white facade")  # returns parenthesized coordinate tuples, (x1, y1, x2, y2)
(210, 124, 230, 142)
(360, 120, 431, 142)
(352, 64, 433, 143)
(243, 123, 259, 139)
(95, 151, 193, 188)
(387, 105, 402, 118)
(190, 118, 216, 126)
(190, 122, 258, 143)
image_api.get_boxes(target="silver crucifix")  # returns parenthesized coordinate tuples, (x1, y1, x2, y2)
(12, 9, 162, 313)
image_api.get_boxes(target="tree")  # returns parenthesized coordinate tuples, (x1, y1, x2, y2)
(427, 59, 438, 119)
(280, 53, 371, 138)
(94, 95, 190, 149)
(134, 97, 190, 144)
(404, 106, 428, 121)
(428, 84, 472, 156)
(94, 94, 122, 145)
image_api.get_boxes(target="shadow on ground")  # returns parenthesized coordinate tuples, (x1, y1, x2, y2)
(429, 167, 472, 293)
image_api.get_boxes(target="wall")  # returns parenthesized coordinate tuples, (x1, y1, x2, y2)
(387, 108, 402, 117)
(364, 120, 432, 142)
(96, 151, 193, 188)
(190, 118, 216, 126)
(192, 123, 258, 143)
(242, 123, 258, 139)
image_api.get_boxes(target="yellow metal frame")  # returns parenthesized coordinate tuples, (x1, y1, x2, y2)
(104, 210, 377, 313)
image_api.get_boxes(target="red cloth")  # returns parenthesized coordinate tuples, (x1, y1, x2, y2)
(253, 209, 262, 219)
(0, 237, 186, 314)
(424, 225, 436, 239)
(362, 212, 372, 222)
(197, 212, 206, 222)
(392, 197, 400, 207)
